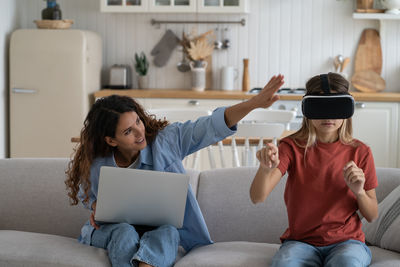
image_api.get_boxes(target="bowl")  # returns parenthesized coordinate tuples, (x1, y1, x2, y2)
(34, 19, 73, 29)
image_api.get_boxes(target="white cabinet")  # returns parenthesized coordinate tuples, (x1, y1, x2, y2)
(100, 0, 148, 12)
(352, 102, 399, 168)
(100, 0, 248, 13)
(197, 0, 249, 13)
(148, 0, 197, 13)
(142, 97, 241, 110)
(140, 97, 243, 170)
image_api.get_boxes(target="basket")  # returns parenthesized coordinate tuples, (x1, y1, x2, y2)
(34, 19, 73, 29)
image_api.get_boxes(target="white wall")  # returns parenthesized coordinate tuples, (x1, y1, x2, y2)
(14, 0, 400, 92)
(0, 1, 17, 158)
(4, 0, 400, 158)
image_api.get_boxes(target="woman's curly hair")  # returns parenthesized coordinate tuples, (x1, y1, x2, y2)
(65, 95, 168, 206)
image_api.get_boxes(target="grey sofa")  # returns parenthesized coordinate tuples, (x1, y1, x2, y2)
(1, 158, 399, 267)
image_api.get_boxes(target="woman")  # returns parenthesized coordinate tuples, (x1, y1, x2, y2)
(65, 75, 285, 267)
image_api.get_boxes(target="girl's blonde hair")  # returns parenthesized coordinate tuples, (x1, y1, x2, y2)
(290, 73, 354, 150)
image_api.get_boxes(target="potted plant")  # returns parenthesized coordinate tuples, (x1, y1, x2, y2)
(134, 52, 149, 89)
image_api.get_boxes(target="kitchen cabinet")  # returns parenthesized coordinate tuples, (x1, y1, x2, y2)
(100, 0, 148, 12)
(148, 0, 197, 13)
(197, 0, 249, 13)
(143, 97, 244, 170)
(142, 97, 241, 110)
(94, 90, 400, 169)
(352, 101, 399, 168)
(100, 0, 248, 13)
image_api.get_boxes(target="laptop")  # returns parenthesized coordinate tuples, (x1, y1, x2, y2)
(95, 166, 189, 228)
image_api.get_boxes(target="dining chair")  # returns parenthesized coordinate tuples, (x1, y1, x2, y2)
(226, 109, 297, 167)
(148, 108, 215, 170)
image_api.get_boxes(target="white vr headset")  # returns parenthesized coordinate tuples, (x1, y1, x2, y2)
(301, 74, 355, 120)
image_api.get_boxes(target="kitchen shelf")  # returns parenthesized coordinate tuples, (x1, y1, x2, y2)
(352, 12, 400, 38)
(353, 13, 400, 20)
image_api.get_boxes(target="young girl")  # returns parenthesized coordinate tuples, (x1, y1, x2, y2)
(250, 73, 378, 267)
(65, 75, 284, 267)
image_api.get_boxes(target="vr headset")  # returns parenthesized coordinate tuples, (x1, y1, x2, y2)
(301, 74, 354, 119)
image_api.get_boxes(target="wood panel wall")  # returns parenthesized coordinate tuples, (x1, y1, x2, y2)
(15, 0, 400, 92)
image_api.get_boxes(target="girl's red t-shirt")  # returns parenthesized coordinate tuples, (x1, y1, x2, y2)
(277, 137, 378, 246)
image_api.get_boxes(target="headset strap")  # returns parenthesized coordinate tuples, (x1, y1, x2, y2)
(319, 74, 330, 94)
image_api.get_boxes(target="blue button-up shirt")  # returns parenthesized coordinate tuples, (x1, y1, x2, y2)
(78, 107, 236, 252)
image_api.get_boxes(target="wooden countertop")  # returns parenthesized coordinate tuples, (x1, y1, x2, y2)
(94, 89, 400, 102)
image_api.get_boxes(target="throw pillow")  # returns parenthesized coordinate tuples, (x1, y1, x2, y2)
(362, 184, 400, 253)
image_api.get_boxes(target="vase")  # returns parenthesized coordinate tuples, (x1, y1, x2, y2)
(138, 75, 148, 89)
(356, 0, 374, 10)
(381, 0, 400, 14)
(190, 61, 208, 92)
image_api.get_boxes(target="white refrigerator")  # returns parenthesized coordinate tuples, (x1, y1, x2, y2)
(9, 29, 102, 157)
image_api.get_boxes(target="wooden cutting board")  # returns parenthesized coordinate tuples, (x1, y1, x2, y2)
(354, 29, 382, 74)
(351, 70, 386, 92)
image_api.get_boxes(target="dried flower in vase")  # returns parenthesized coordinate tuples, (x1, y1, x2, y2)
(181, 29, 215, 62)
(187, 39, 214, 61)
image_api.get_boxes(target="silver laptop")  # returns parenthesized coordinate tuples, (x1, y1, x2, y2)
(95, 166, 189, 228)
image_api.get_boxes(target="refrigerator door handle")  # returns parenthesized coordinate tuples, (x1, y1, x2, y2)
(12, 88, 38, 94)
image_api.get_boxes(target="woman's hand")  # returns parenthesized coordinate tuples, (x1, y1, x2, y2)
(248, 74, 284, 109)
(256, 143, 280, 170)
(224, 74, 284, 128)
(343, 161, 366, 197)
(90, 201, 100, 230)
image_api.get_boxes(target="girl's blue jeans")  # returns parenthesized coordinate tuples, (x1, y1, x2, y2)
(91, 223, 179, 267)
(271, 239, 372, 267)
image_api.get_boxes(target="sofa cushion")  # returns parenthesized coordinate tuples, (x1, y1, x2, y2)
(0, 230, 110, 267)
(174, 241, 279, 267)
(197, 167, 288, 244)
(0, 158, 89, 238)
(375, 168, 400, 203)
(362, 184, 400, 253)
(369, 246, 400, 267)
(185, 168, 200, 196)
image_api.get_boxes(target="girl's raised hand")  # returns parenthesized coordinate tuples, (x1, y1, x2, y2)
(249, 74, 284, 109)
(343, 161, 366, 196)
(256, 143, 279, 170)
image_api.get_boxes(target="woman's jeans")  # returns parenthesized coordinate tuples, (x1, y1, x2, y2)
(91, 223, 179, 267)
(270, 239, 372, 267)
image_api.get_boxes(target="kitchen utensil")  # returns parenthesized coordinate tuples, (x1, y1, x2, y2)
(34, 19, 73, 29)
(214, 28, 222, 50)
(356, 0, 374, 10)
(351, 70, 385, 92)
(109, 64, 132, 89)
(222, 27, 231, 49)
(177, 49, 190, 72)
(381, 0, 400, 14)
(151, 29, 179, 67)
(340, 57, 351, 72)
(354, 29, 382, 74)
(334, 55, 344, 72)
(220, 66, 238, 91)
(242, 58, 250, 92)
(205, 55, 213, 90)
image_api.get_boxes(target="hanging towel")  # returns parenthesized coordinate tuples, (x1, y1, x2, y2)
(151, 29, 179, 67)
